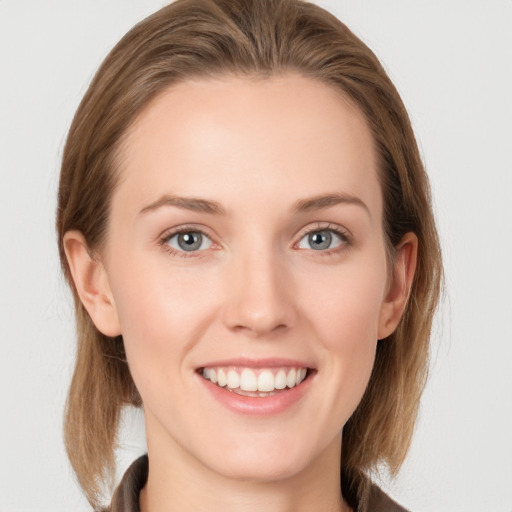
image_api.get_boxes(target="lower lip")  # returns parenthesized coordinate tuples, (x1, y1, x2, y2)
(198, 372, 313, 416)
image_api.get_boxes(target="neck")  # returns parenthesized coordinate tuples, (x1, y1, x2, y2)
(140, 420, 350, 512)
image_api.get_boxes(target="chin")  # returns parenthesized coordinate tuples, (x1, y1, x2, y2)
(206, 452, 309, 483)
(196, 430, 336, 484)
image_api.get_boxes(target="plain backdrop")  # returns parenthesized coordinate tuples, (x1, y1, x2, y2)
(1, 1, 511, 511)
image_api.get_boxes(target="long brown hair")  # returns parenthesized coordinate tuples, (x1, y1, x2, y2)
(57, 0, 442, 508)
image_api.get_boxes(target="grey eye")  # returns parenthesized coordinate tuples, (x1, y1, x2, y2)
(297, 230, 344, 251)
(308, 231, 332, 250)
(167, 231, 212, 252)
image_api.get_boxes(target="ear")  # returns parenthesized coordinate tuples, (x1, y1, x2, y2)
(63, 230, 121, 337)
(378, 232, 418, 340)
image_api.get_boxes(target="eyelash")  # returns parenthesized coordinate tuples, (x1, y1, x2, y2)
(159, 225, 214, 259)
(158, 222, 353, 258)
(295, 223, 353, 256)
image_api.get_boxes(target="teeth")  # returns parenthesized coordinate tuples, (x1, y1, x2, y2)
(257, 370, 274, 392)
(226, 369, 240, 389)
(240, 368, 257, 391)
(275, 369, 287, 389)
(217, 368, 227, 387)
(202, 366, 308, 393)
(286, 368, 297, 388)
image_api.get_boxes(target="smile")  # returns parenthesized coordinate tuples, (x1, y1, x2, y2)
(201, 366, 308, 396)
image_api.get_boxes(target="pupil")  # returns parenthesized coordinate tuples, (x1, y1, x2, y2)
(178, 232, 202, 251)
(309, 231, 331, 250)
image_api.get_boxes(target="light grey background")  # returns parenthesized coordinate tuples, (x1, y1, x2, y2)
(1, 1, 511, 511)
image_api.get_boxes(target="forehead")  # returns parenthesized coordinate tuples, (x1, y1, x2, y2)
(113, 73, 381, 218)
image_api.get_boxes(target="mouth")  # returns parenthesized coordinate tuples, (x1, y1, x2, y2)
(198, 366, 312, 397)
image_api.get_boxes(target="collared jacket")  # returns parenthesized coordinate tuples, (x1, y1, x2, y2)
(102, 455, 409, 512)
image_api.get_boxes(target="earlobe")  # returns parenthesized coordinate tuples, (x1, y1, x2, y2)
(63, 230, 121, 337)
(378, 232, 418, 340)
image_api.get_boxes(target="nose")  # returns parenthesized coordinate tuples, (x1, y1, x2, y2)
(222, 247, 297, 337)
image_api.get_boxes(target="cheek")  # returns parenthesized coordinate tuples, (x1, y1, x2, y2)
(299, 253, 388, 411)
(106, 255, 219, 380)
(304, 254, 388, 347)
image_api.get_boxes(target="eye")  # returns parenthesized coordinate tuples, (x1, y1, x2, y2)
(165, 231, 213, 252)
(296, 229, 346, 251)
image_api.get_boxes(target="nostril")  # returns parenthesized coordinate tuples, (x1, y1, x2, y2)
(230, 321, 289, 338)
(222, 266, 297, 336)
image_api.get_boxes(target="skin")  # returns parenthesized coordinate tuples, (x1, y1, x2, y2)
(64, 74, 417, 512)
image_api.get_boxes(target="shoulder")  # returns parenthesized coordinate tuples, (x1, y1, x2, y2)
(101, 455, 148, 512)
(362, 482, 410, 512)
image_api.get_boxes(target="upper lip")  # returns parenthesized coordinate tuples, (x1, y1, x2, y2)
(198, 357, 315, 370)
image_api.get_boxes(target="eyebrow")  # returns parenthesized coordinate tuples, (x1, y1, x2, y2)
(294, 193, 370, 215)
(139, 192, 369, 217)
(139, 195, 226, 216)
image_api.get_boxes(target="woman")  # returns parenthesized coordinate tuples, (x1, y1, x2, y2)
(57, 0, 442, 510)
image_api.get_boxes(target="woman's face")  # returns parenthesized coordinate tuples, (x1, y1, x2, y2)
(97, 74, 402, 481)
